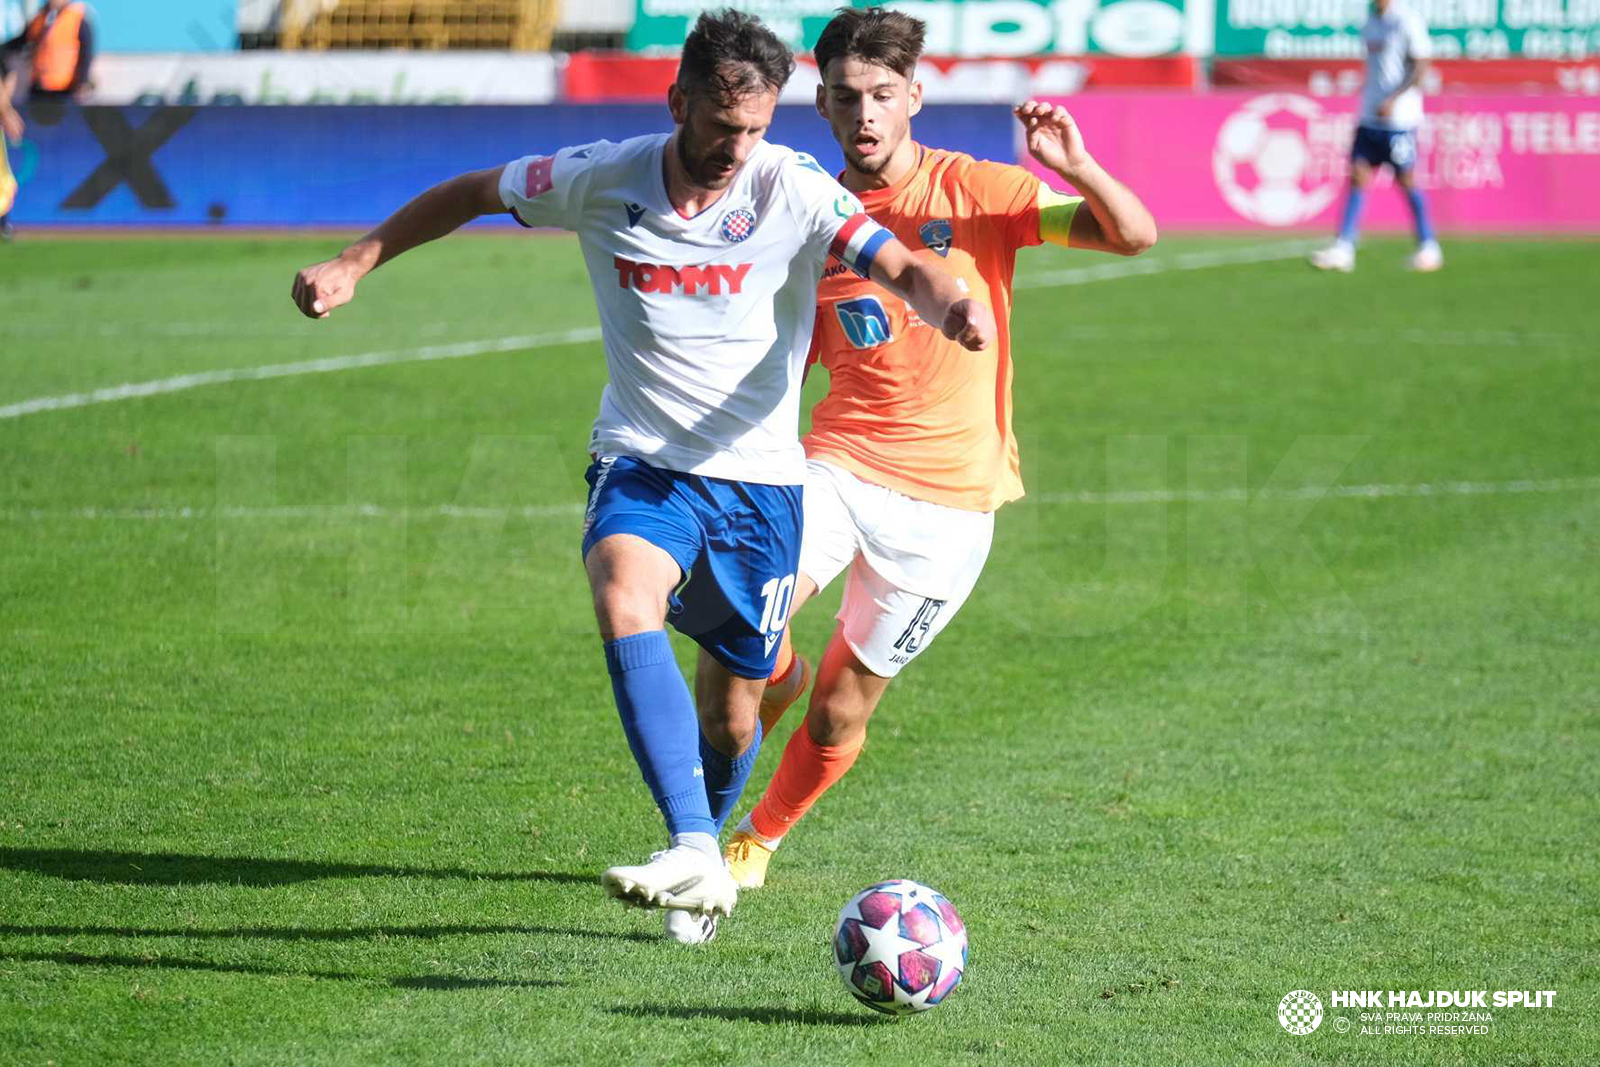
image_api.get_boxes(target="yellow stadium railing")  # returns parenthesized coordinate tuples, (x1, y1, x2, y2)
(281, 0, 559, 51)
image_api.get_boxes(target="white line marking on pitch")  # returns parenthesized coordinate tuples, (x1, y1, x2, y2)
(1031, 475, 1600, 505)
(0, 326, 604, 421)
(9, 476, 1598, 523)
(1015, 239, 1324, 290)
(1048, 325, 1584, 348)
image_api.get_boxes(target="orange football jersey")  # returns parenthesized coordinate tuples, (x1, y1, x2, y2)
(804, 145, 1042, 513)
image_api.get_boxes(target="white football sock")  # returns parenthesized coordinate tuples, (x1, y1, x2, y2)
(670, 831, 721, 860)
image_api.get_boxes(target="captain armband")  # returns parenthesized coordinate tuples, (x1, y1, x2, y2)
(1037, 188, 1085, 248)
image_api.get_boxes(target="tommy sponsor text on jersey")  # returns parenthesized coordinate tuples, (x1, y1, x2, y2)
(500, 135, 888, 486)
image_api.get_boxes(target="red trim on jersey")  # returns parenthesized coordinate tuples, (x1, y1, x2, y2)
(829, 214, 868, 260)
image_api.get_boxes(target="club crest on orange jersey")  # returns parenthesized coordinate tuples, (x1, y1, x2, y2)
(919, 219, 953, 257)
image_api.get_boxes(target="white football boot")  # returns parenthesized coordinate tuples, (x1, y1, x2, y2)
(1409, 241, 1443, 272)
(1309, 241, 1355, 273)
(601, 844, 738, 917)
(664, 909, 719, 945)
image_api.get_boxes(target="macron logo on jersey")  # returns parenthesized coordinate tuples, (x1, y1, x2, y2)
(614, 256, 753, 296)
(834, 297, 892, 349)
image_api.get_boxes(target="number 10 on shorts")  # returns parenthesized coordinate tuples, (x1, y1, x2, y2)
(758, 574, 797, 641)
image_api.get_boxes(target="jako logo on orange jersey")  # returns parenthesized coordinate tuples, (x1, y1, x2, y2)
(614, 257, 752, 295)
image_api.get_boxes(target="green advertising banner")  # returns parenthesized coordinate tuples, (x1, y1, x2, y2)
(1215, 0, 1600, 58)
(628, 0, 1197, 57)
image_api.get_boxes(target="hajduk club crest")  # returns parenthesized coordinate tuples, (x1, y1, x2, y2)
(720, 208, 756, 243)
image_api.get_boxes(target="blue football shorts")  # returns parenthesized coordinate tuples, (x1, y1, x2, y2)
(1351, 124, 1418, 172)
(581, 454, 803, 679)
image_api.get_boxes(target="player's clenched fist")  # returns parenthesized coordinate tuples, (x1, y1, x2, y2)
(291, 256, 363, 319)
(942, 298, 996, 352)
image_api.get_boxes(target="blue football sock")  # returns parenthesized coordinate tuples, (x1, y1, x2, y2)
(1337, 186, 1366, 244)
(700, 721, 764, 833)
(604, 632, 715, 837)
(1404, 185, 1436, 245)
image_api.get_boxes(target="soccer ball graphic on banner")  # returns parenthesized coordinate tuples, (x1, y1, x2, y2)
(833, 880, 967, 1015)
(1212, 93, 1343, 227)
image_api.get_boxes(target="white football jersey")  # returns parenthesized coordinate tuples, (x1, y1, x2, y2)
(1361, 2, 1431, 130)
(500, 134, 890, 486)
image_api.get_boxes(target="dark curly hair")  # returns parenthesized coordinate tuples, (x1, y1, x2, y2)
(676, 8, 796, 106)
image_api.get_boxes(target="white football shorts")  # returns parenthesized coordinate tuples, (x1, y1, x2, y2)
(799, 459, 994, 678)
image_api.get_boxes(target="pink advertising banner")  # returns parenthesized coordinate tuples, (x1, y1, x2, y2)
(1030, 93, 1600, 232)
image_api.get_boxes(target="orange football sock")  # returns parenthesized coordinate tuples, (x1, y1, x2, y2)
(767, 629, 795, 686)
(748, 722, 864, 843)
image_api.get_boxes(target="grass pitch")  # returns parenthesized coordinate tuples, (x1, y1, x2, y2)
(1, 233, 1597, 1065)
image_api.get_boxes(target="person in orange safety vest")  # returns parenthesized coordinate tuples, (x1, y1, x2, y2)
(1, 2, 95, 239)
(6, 0, 96, 99)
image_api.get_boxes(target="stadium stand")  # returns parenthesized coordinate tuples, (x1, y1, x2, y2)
(279, 0, 558, 51)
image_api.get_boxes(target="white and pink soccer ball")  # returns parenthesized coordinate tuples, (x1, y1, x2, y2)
(833, 879, 967, 1015)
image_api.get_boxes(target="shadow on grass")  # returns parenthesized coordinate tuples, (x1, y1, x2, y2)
(0, 847, 591, 887)
(1, 950, 558, 990)
(0, 922, 655, 944)
(608, 1005, 881, 1027)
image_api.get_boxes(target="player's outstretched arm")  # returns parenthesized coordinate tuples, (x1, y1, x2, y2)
(1015, 100, 1156, 257)
(866, 237, 996, 352)
(291, 166, 506, 319)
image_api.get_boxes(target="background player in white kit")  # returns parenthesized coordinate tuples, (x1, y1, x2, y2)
(1311, 0, 1442, 273)
(289, 9, 994, 945)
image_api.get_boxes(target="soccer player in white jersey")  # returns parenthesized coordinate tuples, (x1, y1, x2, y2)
(1311, 0, 1442, 273)
(289, 9, 994, 946)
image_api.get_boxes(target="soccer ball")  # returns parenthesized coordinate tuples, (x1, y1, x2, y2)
(833, 879, 967, 1015)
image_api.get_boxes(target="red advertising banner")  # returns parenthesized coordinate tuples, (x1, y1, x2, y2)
(560, 53, 1199, 104)
(1213, 59, 1600, 97)
(1028, 92, 1600, 232)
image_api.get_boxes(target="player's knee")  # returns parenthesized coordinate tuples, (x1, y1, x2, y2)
(590, 584, 665, 640)
(701, 697, 760, 755)
(806, 689, 875, 747)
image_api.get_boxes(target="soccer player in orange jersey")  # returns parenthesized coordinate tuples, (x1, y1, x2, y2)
(724, 6, 1157, 888)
